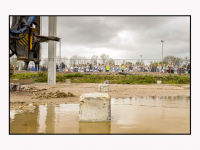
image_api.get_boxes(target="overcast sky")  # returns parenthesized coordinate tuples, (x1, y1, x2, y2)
(40, 16, 190, 60)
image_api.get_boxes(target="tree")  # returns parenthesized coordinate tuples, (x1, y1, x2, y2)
(70, 55, 79, 66)
(108, 58, 115, 65)
(184, 56, 190, 65)
(91, 55, 98, 64)
(125, 62, 132, 65)
(61, 57, 68, 66)
(100, 54, 109, 64)
(135, 60, 142, 65)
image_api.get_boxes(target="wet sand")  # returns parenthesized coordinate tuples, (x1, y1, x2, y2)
(10, 83, 190, 105)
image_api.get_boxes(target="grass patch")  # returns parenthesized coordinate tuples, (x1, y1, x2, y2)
(11, 73, 190, 84)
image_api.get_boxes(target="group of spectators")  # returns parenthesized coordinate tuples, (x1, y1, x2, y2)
(15, 65, 39, 71)
(15, 62, 190, 74)
(68, 62, 190, 74)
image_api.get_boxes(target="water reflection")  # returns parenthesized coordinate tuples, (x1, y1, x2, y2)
(10, 96, 190, 134)
(79, 122, 111, 134)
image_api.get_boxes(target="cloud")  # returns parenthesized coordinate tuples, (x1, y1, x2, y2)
(40, 16, 190, 60)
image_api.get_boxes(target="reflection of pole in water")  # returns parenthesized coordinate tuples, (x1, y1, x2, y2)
(79, 122, 111, 134)
(161, 96, 164, 121)
(45, 105, 55, 133)
(38, 105, 47, 133)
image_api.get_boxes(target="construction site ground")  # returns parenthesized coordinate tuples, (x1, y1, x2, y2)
(10, 83, 190, 106)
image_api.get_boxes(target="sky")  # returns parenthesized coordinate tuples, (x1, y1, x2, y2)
(40, 16, 190, 60)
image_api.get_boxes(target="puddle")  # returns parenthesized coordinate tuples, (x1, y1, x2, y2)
(10, 96, 190, 134)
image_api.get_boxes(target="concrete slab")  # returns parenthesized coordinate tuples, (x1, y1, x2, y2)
(157, 81, 162, 84)
(10, 83, 21, 91)
(98, 84, 109, 92)
(103, 80, 110, 84)
(65, 79, 71, 84)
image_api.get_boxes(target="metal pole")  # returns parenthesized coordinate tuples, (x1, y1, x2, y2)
(59, 39, 61, 72)
(161, 40, 164, 66)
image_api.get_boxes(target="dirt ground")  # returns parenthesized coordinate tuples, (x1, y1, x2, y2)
(10, 83, 190, 105)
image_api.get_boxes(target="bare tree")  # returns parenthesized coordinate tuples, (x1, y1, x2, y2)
(184, 56, 190, 65)
(100, 54, 109, 64)
(91, 55, 98, 64)
(108, 58, 115, 65)
(70, 55, 79, 66)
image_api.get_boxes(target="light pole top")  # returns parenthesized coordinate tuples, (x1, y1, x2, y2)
(161, 40, 165, 42)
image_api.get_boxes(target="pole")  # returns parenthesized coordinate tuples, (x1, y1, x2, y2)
(48, 16, 57, 85)
(162, 42, 163, 61)
(161, 40, 164, 66)
(59, 39, 61, 72)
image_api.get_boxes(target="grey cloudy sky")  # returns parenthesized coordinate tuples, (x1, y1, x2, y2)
(41, 16, 190, 60)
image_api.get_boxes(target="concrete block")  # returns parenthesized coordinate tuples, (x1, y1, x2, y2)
(98, 84, 109, 92)
(103, 80, 110, 84)
(65, 79, 71, 84)
(10, 83, 14, 90)
(79, 93, 111, 122)
(157, 81, 162, 84)
(10, 83, 21, 91)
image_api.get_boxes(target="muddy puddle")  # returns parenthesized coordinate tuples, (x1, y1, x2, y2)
(10, 96, 190, 134)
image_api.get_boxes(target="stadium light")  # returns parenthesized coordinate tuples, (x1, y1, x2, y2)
(161, 40, 165, 61)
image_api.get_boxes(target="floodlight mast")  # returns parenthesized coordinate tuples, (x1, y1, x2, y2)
(161, 40, 165, 61)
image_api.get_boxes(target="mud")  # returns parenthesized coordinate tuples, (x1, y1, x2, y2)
(10, 83, 190, 105)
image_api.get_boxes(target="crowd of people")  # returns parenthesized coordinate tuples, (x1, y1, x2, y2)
(15, 62, 190, 74)
(68, 62, 190, 74)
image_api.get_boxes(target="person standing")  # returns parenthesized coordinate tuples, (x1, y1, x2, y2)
(169, 64, 171, 73)
(134, 64, 138, 72)
(159, 64, 162, 72)
(78, 64, 81, 72)
(81, 64, 84, 72)
(162, 64, 166, 73)
(174, 65, 178, 74)
(166, 64, 169, 73)
(60, 62, 63, 71)
(70, 64, 73, 72)
(121, 64, 125, 72)
(31, 66, 34, 71)
(129, 63, 132, 72)
(144, 65, 148, 72)
(98, 63, 102, 72)
(86, 63, 90, 72)
(171, 63, 174, 73)
(152, 64, 155, 72)
(187, 63, 190, 73)
(106, 63, 110, 72)
(93, 63, 98, 72)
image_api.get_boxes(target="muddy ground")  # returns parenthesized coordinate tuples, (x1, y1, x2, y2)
(10, 83, 190, 106)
